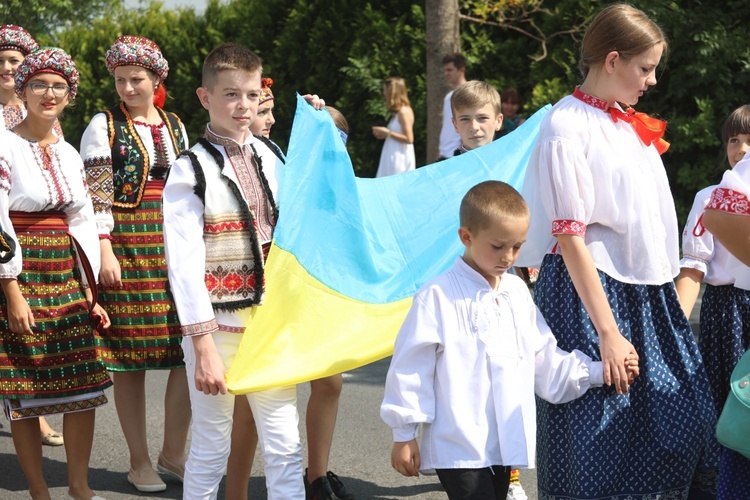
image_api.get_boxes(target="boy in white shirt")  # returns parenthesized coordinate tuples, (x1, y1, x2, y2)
(380, 181, 639, 499)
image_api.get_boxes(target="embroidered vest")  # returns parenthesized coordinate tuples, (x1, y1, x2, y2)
(106, 102, 186, 208)
(181, 138, 278, 311)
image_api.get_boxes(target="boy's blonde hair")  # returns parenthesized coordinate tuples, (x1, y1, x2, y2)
(202, 43, 262, 90)
(460, 181, 529, 231)
(384, 77, 411, 112)
(451, 80, 502, 117)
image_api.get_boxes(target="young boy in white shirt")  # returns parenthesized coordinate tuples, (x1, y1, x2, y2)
(380, 180, 639, 499)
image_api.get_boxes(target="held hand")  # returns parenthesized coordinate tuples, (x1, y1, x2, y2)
(598, 331, 636, 395)
(301, 94, 326, 110)
(192, 334, 227, 396)
(391, 439, 421, 477)
(372, 126, 389, 140)
(6, 292, 35, 334)
(626, 351, 640, 383)
(90, 303, 111, 330)
(99, 245, 122, 288)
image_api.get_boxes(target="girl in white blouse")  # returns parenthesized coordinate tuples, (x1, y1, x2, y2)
(0, 47, 111, 500)
(675, 104, 750, 426)
(517, 4, 716, 498)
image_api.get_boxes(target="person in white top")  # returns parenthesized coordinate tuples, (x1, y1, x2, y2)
(79, 34, 190, 494)
(0, 46, 112, 500)
(516, 4, 716, 498)
(162, 43, 325, 500)
(438, 52, 466, 159)
(675, 104, 750, 423)
(372, 76, 415, 177)
(702, 152, 750, 500)
(381, 181, 624, 499)
(0, 23, 67, 449)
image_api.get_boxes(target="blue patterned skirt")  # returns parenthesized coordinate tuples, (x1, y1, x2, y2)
(717, 449, 750, 499)
(534, 254, 716, 499)
(699, 284, 750, 416)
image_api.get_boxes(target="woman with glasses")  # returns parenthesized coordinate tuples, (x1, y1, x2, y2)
(0, 47, 112, 500)
(79, 35, 189, 493)
(0, 24, 68, 449)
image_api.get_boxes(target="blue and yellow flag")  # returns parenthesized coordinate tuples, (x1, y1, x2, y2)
(226, 95, 550, 393)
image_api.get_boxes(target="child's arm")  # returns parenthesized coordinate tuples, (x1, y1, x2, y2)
(380, 291, 442, 467)
(529, 299, 609, 404)
(674, 268, 704, 318)
(391, 439, 421, 477)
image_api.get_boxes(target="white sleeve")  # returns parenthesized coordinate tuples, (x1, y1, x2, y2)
(530, 297, 604, 404)
(162, 155, 218, 336)
(381, 290, 442, 442)
(80, 113, 115, 235)
(717, 157, 750, 196)
(680, 188, 714, 274)
(0, 152, 21, 278)
(536, 135, 595, 232)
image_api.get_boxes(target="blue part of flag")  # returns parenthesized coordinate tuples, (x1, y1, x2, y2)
(276, 95, 550, 304)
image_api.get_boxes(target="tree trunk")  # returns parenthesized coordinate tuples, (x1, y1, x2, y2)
(425, 0, 460, 164)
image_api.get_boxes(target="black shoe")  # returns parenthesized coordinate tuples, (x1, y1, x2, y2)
(307, 474, 340, 500)
(326, 471, 354, 500)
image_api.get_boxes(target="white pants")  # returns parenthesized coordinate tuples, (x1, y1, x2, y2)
(182, 331, 304, 500)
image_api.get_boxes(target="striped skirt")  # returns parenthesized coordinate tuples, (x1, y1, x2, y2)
(534, 254, 716, 499)
(0, 211, 111, 419)
(96, 179, 184, 371)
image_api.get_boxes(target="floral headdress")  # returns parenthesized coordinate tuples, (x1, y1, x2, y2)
(105, 35, 169, 81)
(260, 77, 274, 104)
(0, 25, 38, 56)
(15, 47, 79, 99)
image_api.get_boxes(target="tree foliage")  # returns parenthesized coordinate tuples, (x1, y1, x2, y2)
(12, 0, 750, 223)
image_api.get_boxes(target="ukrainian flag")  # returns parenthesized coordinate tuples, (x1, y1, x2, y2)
(226, 95, 550, 393)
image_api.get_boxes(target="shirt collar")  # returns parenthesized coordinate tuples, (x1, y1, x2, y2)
(203, 124, 256, 148)
(452, 256, 511, 293)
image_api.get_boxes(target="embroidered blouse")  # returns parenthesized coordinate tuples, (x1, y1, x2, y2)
(516, 89, 679, 285)
(163, 125, 280, 337)
(0, 103, 25, 133)
(381, 257, 603, 470)
(79, 107, 188, 235)
(0, 130, 100, 281)
(679, 185, 734, 286)
(706, 158, 750, 290)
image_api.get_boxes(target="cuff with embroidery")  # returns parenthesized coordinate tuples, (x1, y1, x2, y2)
(551, 219, 586, 237)
(707, 188, 750, 215)
(180, 319, 219, 337)
(98, 234, 114, 241)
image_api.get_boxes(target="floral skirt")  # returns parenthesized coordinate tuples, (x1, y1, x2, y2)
(534, 254, 716, 499)
(96, 180, 184, 371)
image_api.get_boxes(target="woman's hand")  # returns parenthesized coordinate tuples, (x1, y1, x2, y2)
(372, 126, 390, 140)
(90, 303, 111, 330)
(6, 291, 35, 334)
(99, 239, 121, 288)
(599, 331, 637, 394)
(1, 279, 35, 334)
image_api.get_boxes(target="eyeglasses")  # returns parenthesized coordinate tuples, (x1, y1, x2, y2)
(27, 82, 70, 97)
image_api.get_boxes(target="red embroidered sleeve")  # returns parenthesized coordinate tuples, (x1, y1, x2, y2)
(706, 188, 750, 215)
(551, 219, 586, 237)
